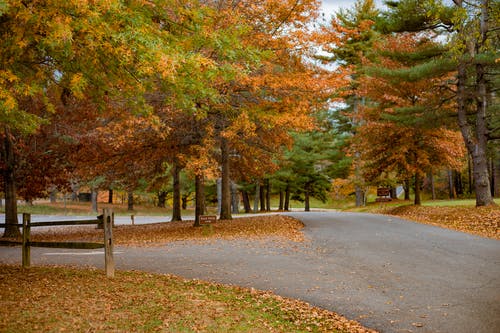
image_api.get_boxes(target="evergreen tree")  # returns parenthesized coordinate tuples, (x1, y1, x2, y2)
(380, 0, 499, 206)
(320, 0, 380, 206)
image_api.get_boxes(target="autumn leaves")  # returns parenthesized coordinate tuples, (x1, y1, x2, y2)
(1, 0, 332, 233)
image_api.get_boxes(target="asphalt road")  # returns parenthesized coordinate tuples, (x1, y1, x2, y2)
(1, 211, 499, 333)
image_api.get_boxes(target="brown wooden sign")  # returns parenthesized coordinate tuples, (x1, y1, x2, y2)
(199, 215, 217, 224)
(377, 187, 391, 197)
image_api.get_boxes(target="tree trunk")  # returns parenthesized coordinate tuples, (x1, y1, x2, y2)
(355, 185, 364, 207)
(91, 188, 98, 213)
(429, 172, 436, 200)
(108, 189, 113, 204)
(448, 170, 455, 199)
(259, 182, 265, 212)
(265, 179, 271, 211)
(414, 173, 422, 205)
(157, 191, 167, 208)
(455, 0, 494, 207)
(468, 154, 473, 194)
(489, 158, 495, 197)
(253, 182, 260, 213)
(403, 179, 410, 201)
(127, 191, 134, 211)
(182, 194, 188, 210)
(231, 181, 239, 214)
(284, 185, 290, 211)
(171, 162, 182, 221)
(242, 190, 251, 213)
(194, 174, 205, 227)
(304, 186, 311, 212)
(2, 128, 20, 238)
(49, 186, 57, 203)
(454, 170, 463, 196)
(219, 137, 232, 220)
(278, 191, 284, 211)
(390, 186, 397, 199)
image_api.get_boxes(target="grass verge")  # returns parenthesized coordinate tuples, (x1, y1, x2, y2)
(0, 265, 375, 333)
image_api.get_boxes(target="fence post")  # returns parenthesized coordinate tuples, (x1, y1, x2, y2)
(103, 209, 114, 278)
(22, 213, 31, 268)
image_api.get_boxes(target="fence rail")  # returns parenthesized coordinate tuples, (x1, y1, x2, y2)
(0, 209, 114, 277)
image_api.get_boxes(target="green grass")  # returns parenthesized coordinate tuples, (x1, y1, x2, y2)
(0, 265, 351, 333)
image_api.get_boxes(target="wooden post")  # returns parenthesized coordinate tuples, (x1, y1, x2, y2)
(103, 209, 114, 278)
(22, 213, 31, 268)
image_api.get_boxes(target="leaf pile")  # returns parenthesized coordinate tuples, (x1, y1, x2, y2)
(380, 205, 500, 239)
(0, 265, 376, 333)
(30, 215, 305, 246)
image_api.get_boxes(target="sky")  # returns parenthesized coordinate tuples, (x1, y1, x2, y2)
(320, 0, 384, 20)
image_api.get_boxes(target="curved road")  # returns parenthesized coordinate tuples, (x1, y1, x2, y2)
(1, 212, 499, 332)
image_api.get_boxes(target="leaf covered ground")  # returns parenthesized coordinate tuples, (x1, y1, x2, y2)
(0, 265, 375, 333)
(378, 204, 500, 239)
(30, 215, 305, 246)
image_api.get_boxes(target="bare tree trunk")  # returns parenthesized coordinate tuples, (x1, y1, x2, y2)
(194, 174, 205, 227)
(414, 173, 422, 205)
(455, 170, 463, 196)
(2, 128, 20, 238)
(157, 191, 167, 208)
(278, 191, 284, 211)
(468, 154, 473, 194)
(429, 172, 436, 200)
(490, 158, 496, 197)
(403, 179, 411, 201)
(108, 189, 113, 204)
(265, 179, 271, 211)
(259, 182, 265, 212)
(455, 0, 494, 206)
(171, 162, 182, 221)
(219, 137, 232, 220)
(91, 188, 98, 213)
(304, 186, 311, 212)
(127, 191, 134, 211)
(448, 170, 455, 199)
(284, 184, 290, 211)
(231, 181, 239, 214)
(241, 190, 251, 213)
(253, 182, 259, 213)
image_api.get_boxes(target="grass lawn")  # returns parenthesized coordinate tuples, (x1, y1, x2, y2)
(0, 265, 373, 333)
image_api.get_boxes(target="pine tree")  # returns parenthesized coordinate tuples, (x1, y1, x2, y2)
(380, 0, 499, 206)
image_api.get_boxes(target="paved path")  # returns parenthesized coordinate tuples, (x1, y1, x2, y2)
(1, 212, 499, 333)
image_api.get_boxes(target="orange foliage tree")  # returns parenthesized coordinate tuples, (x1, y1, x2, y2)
(354, 33, 466, 204)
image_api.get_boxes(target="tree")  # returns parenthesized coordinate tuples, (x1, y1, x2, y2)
(320, 0, 380, 206)
(0, 0, 179, 237)
(380, 0, 499, 206)
(278, 129, 337, 211)
(356, 32, 466, 204)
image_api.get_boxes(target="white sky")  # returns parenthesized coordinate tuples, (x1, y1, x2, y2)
(320, 0, 385, 20)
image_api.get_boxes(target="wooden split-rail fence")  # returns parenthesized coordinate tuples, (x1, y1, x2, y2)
(0, 208, 114, 277)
